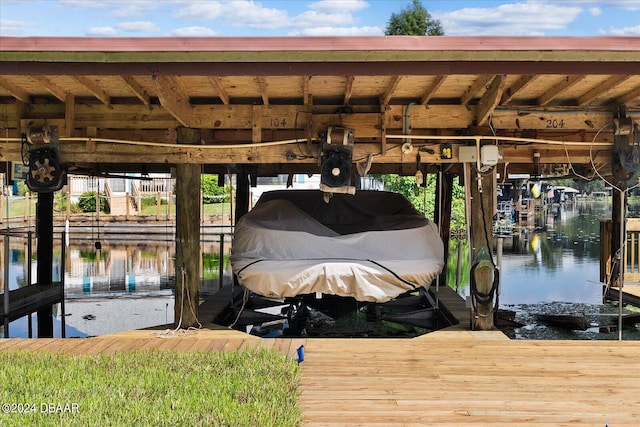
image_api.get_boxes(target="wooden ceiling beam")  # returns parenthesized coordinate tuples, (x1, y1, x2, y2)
(460, 74, 494, 105)
(74, 76, 110, 105)
(26, 140, 609, 167)
(343, 75, 355, 106)
(0, 76, 29, 103)
(501, 75, 537, 105)
(577, 75, 631, 106)
(614, 83, 640, 106)
(420, 75, 446, 106)
(121, 76, 151, 108)
(207, 76, 230, 105)
(303, 76, 311, 106)
(155, 75, 191, 127)
(477, 75, 506, 126)
(537, 75, 586, 106)
(31, 75, 67, 101)
(256, 77, 269, 105)
(381, 75, 403, 106)
(64, 93, 75, 137)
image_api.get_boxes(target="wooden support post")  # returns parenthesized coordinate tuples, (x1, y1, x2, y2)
(65, 190, 71, 219)
(174, 127, 201, 329)
(36, 192, 54, 337)
(469, 166, 496, 330)
(24, 192, 30, 222)
(125, 192, 131, 220)
(156, 192, 161, 221)
(611, 184, 626, 287)
(235, 169, 250, 224)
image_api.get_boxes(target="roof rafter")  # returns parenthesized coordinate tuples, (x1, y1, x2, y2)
(121, 76, 150, 108)
(381, 75, 403, 106)
(256, 76, 269, 105)
(537, 75, 585, 106)
(74, 76, 111, 105)
(0, 76, 29, 103)
(477, 74, 506, 126)
(616, 84, 640, 105)
(207, 76, 229, 105)
(343, 75, 355, 106)
(155, 75, 190, 127)
(420, 75, 446, 106)
(303, 76, 311, 106)
(577, 75, 631, 106)
(501, 75, 538, 105)
(31, 75, 67, 101)
(460, 74, 494, 105)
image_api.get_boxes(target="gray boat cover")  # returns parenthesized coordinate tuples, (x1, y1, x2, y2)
(231, 190, 445, 302)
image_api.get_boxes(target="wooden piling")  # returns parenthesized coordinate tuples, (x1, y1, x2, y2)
(174, 127, 201, 328)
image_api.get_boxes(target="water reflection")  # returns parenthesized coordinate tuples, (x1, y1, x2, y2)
(482, 201, 639, 340)
(2, 201, 639, 339)
(1, 237, 232, 338)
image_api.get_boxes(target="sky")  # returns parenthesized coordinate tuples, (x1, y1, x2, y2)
(0, 0, 639, 37)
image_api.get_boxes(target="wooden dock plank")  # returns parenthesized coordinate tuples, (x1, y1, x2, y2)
(1, 326, 639, 425)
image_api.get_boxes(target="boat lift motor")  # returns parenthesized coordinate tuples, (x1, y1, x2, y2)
(319, 126, 356, 198)
(22, 125, 66, 193)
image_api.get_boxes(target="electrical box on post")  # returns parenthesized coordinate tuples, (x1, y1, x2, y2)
(458, 146, 477, 163)
(481, 145, 500, 166)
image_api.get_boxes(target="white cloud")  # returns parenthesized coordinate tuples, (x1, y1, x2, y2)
(291, 25, 383, 36)
(116, 21, 160, 33)
(530, 0, 640, 10)
(87, 26, 118, 36)
(0, 19, 28, 36)
(58, 0, 160, 17)
(605, 25, 640, 35)
(434, 2, 583, 36)
(168, 26, 221, 36)
(589, 7, 602, 16)
(173, 0, 289, 29)
(292, 10, 355, 28)
(308, 0, 369, 14)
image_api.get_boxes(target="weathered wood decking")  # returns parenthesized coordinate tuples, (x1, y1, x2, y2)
(1, 328, 639, 425)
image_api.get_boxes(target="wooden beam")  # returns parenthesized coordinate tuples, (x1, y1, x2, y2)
(31, 75, 67, 101)
(537, 75, 586, 106)
(460, 74, 494, 105)
(501, 75, 537, 105)
(0, 76, 29, 103)
(64, 93, 75, 138)
(302, 76, 311, 106)
(420, 75, 446, 106)
(121, 76, 151, 108)
(174, 127, 201, 329)
(468, 166, 496, 330)
(477, 75, 506, 126)
(577, 75, 631, 106)
(380, 104, 388, 155)
(252, 105, 262, 143)
(344, 75, 355, 106)
(155, 75, 191, 127)
(381, 75, 403, 106)
(306, 99, 314, 153)
(207, 76, 230, 105)
(256, 76, 269, 105)
(73, 76, 110, 105)
(615, 83, 640, 106)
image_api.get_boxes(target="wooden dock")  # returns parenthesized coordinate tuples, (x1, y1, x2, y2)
(1, 327, 639, 425)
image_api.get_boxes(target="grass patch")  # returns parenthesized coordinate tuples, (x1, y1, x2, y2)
(138, 202, 232, 216)
(0, 348, 301, 426)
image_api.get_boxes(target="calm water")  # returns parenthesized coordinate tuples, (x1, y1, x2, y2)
(1, 202, 639, 339)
